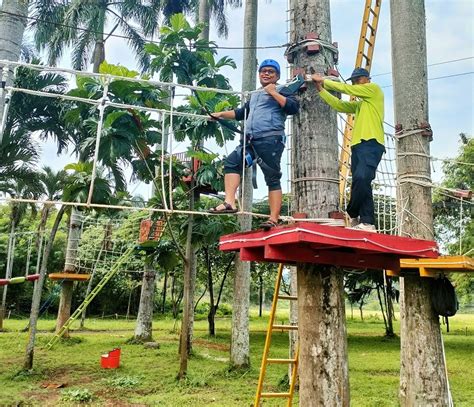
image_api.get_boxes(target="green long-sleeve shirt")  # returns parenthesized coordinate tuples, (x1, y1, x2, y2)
(319, 80, 385, 146)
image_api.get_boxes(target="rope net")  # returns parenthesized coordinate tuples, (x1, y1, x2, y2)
(65, 213, 144, 275)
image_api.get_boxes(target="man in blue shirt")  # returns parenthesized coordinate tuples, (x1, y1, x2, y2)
(209, 59, 299, 230)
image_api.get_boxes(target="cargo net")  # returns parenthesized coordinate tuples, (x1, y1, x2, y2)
(64, 213, 151, 275)
(337, 115, 398, 235)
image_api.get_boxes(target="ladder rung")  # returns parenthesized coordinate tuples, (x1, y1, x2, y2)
(272, 324, 298, 331)
(369, 8, 377, 16)
(364, 38, 373, 46)
(277, 295, 298, 301)
(261, 392, 292, 398)
(267, 358, 297, 364)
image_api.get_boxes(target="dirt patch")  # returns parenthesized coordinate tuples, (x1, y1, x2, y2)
(194, 339, 229, 352)
(23, 389, 60, 406)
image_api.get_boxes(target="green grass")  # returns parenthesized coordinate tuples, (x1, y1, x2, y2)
(0, 312, 473, 406)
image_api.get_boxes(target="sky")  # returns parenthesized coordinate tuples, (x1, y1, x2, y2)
(34, 0, 474, 201)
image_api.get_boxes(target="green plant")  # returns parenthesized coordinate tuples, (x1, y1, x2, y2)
(61, 388, 93, 403)
(106, 375, 141, 389)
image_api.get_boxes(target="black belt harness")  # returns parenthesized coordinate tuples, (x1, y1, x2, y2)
(238, 132, 285, 189)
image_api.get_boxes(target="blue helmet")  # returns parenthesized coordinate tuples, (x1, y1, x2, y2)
(258, 59, 280, 75)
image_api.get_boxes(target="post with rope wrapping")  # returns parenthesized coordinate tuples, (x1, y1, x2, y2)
(391, 0, 451, 404)
(291, 0, 349, 404)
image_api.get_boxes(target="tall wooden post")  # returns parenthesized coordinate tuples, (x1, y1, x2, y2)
(292, 0, 349, 404)
(390, 0, 450, 404)
(0, 0, 28, 144)
(230, 0, 257, 369)
(55, 208, 82, 337)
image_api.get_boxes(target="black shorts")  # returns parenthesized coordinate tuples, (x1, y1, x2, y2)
(224, 136, 285, 191)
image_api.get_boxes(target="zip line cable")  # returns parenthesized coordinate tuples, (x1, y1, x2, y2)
(381, 71, 474, 88)
(0, 10, 288, 51)
(371, 56, 474, 77)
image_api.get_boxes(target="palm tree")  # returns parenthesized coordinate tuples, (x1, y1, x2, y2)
(30, 0, 162, 72)
(38, 166, 67, 231)
(0, 0, 29, 139)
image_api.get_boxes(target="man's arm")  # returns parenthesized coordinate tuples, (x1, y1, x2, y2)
(319, 88, 358, 113)
(213, 100, 250, 121)
(264, 83, 299, 115)
(311, 74, 358, 113)
(323, 79, 376, 99)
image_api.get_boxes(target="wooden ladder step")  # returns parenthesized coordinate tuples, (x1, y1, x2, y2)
(277, 295, 298, 301)
(261, 392, 292, 398)
(272, 324, 298, 331)
(267, 358, 297, 364)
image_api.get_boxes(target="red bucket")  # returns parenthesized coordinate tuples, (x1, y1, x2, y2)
(100, 348, 121, 369)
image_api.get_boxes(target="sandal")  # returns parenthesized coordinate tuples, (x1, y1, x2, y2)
(208, 202, 238, 214)
(260, 219, 278, 231)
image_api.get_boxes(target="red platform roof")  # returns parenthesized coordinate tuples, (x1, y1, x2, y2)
(219, 222, 439, 272)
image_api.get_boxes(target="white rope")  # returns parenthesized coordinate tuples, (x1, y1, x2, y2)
(239, 95, 249, 214)
(87, 78, 110, 206)
(168, 85, 175, 212)
(160, 111, 169, 211)
(0, 59, 239, 96)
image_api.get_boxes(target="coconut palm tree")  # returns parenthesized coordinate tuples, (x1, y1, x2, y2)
(30, 0, 162, 72)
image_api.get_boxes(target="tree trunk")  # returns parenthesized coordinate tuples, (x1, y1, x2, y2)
(0, 221, 16, 329)
(206, 248, 215, 336)
(24, 205, 66, 370)
(178, 193, 197, 379)
(391, 1, 450, 404)
(198, 0, 210, 42)
(376, 285, 388, 331)
(230, 0, 257, 370)
(385, 275, 394, 336)
(258, 274, 263, 317)
(92, 40, 105, 73)
(126, 286, 133, 320)
(134, 257, 157, 342)
(161, 270, 168, 314)
(91, 6, 106, 73)
(292, 1, 349, 404)
(0, 0, 28, 144)
(55, 207, 82, 336)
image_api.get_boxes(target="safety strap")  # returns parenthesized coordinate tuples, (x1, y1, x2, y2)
(241, 136, 283, 189)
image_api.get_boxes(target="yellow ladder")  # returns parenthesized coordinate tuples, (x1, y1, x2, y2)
(339, 0, 383, 206)
(254, 264, 299, 406)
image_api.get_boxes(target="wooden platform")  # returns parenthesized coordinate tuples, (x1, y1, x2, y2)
(219, 222, 439, 272)
(387, 255, 474, 278)
(48, 273, 91, 282)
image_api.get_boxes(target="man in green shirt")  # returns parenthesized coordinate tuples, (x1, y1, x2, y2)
(311, 68, 385, 232)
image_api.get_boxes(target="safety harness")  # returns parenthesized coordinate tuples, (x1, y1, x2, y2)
(183, 67, 305, 189)
(227, 74, 306, 189)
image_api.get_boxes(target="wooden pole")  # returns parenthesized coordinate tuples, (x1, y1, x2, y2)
(230, 0, 257, 369)
(292, 0, 349, 404)
(390, 0, 450, 404)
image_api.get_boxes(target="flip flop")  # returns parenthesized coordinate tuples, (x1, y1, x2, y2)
(260, 219, 279, 231)
(208, 202, 238, 214)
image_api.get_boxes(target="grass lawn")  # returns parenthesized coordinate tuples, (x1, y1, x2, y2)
(0, 311, 473, 406)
